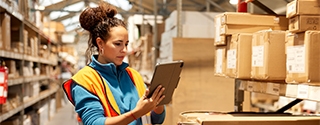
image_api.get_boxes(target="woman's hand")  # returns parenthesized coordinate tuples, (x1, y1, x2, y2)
(132, 85, 165, 117)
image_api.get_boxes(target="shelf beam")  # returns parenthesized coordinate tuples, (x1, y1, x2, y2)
(0, 85, 59, 123)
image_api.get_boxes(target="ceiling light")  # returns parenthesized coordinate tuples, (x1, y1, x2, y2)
(229, 0, 238, 5)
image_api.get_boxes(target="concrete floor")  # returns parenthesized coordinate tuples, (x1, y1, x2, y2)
(46, 103, 78, 125)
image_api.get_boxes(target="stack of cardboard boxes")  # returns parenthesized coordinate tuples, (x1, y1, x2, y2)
(285, 0, 320, 83)
(214, 12, 288, 79)
(177, 0, 320, 124)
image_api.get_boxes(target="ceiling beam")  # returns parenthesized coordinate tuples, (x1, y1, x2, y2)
(206, 0, 226, 12)
(129, 0, 154, 14)
(44, 0, 83, 15)
(52, 13, 77, 22)
(65, 21, 80, 28)
(90, 0, 136, 16)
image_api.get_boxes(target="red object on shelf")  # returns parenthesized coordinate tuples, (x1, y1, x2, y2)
(0, 61, 8, 104)
(237, 0, 247, 12)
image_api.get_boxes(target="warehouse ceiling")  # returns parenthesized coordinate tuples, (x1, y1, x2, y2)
(39, 0, 293, 34)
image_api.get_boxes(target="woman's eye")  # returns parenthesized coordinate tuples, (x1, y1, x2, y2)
(115, 43, 121, 46)
(125, 43, 128, 46)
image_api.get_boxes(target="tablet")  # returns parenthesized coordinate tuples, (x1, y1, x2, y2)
(147, 60, 184, 105)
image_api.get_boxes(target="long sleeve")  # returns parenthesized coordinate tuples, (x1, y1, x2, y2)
(151, 106, 166, 124)
(71, 84, 106, 125)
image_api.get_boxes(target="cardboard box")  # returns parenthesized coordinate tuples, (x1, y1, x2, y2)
(220, 24, 277, 36)
(11, 41, 23, 53)
(225, 33, 252, 79)
(285, 31, 304, 57)
(289, 15, 320, 33)
(178, 111, 320, 125)
(286, 0, 320, 18)
(0, 13, 11, 50)
(251, 30, 286, 80)
(170, 38, 235, 125)
(218, 12, 288, 27)
(214, 46, 227, 77)
(214, 35, 231, 46)
(286, 31, 320, 83)
(5, 60, 16, 77)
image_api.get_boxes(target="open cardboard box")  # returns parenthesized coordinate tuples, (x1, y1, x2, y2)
(178, 111, 320, 125)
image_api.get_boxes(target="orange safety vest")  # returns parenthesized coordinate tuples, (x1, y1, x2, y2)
(62, 66, 151, 124)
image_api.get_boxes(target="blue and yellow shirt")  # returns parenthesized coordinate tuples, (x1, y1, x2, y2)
(63, 55, 165, 125)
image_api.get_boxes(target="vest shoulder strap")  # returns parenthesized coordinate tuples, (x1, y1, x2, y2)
(71, 66, 120, 116)
(125, 67, 146, 97)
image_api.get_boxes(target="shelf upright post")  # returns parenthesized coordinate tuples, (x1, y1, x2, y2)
(232, 0, 246, 113)
(206, 0, 211, 12)
(234, 79, 244, 112)
(153, 0, 159, 69)
(176, 0, 182, 38)
(19, 3, 26, 125)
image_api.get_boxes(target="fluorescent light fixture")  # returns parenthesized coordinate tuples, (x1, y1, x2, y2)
(37, 5, 45, 10)
(229, 0, 238, 5)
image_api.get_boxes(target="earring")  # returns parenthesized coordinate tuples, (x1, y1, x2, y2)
(100, 48, 104, 54)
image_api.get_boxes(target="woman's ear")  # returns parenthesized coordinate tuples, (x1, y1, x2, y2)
(96, 37, 103, 49)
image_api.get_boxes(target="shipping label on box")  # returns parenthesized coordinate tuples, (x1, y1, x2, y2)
(252, 45, 264, 67)
(289, 15, 320, 33)
(285, 31, 305, 49)
(225, 33, 252, 79)
(286, 0, 320, 18)
(215, 15, 222, 43)
(286, 31, 320, 83)
(251, 30, 286, 80)
(227, 49, 236, 69)
(214, 47, 226, 77)
(286, 45, 306, 74)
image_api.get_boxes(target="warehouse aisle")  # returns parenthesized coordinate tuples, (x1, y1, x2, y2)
(46, 103, 78, 125)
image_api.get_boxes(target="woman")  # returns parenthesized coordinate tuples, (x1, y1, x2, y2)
(62, 2, 166, 125)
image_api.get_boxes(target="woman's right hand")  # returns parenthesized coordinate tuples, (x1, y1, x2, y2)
(132, 85, 165, 117)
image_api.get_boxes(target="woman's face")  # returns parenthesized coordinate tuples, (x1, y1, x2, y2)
(98, 26, 128, 66)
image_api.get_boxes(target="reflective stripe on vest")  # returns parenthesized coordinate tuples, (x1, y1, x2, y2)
(62, 66, 151, 124)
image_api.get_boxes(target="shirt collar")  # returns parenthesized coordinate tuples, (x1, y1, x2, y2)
(89, 55, 129, 75)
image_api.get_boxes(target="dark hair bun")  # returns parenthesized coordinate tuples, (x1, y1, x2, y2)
(79, 2, 118, 31)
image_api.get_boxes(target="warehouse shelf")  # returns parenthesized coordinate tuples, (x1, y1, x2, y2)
(0, 50, 58, 65)
(237, 80, 320, 103)
(39, 58, 58, 66)
(24, 18, 40, 35)
(0, 50, 23, 60)
(0, 85, 59, 123)
(23, 84, 59, 110)
(0, 105, 23, 123)
(0, 1, 23, 21)
(24, 19, 54, 44)
(24, 55, 39, 63)
(8, 77, 24, 86)
(24, 75, 50, 83)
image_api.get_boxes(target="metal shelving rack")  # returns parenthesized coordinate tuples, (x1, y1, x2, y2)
(0, 1, 60, 124)
(233, 0, 320, 113)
